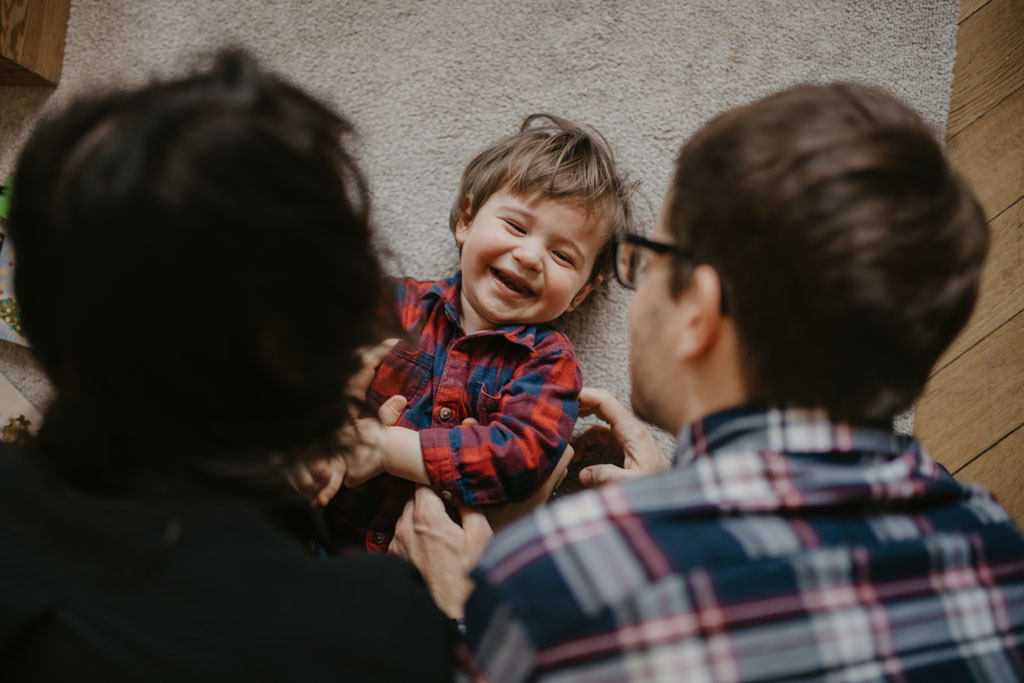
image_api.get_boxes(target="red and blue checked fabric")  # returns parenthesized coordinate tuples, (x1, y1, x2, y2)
(460, 405, 1024, 682)
(326, 273, 580, 552)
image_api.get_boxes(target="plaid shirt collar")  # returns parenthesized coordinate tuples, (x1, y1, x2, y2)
(421, 271, 546, 351)
(677, 404, 906, 466)
(671, 404, 961, 511)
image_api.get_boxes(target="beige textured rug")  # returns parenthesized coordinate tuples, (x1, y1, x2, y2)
(0, 0, 958, 445)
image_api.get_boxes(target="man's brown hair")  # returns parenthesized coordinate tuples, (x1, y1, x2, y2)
(450, 114, 639, 284)
(668, 82, 987, 419)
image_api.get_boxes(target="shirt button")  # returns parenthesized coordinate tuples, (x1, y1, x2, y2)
(441, 491, 453, 502)
(372, 532, 387, 545)
(439, 406, 453, 421)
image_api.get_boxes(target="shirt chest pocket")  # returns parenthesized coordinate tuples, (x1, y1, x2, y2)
(366, 340, 434, 411)
(472, 387, 504, 423)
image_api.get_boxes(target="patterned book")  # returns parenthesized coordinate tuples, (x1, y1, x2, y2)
(0, 174, 29, 347)
(0, 368, 40, 444)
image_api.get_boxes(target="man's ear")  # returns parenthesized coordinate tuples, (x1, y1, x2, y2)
(567, 274, 602, 312)
(454, 197, 473, 246)
(675, 265, 725, 360)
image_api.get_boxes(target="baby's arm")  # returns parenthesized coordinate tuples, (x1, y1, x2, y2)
(338, 416, 427, 486)
(416, 334, 581, 505)
(332, 333, 579, 504)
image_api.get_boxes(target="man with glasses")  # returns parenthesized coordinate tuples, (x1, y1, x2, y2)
(391, 82, 1024, 681)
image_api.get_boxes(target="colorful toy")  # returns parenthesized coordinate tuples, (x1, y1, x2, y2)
(0, 174, 11, 220)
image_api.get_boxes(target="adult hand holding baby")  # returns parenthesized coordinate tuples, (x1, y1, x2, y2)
(576, 386, 671, 487)
(390, 486, 494, 620)
(390, 430, 575, 619)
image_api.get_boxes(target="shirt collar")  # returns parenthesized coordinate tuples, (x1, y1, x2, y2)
(675, 404, 912, 467)
(421, 271, 544, 350)
(670, 404, 960, 509)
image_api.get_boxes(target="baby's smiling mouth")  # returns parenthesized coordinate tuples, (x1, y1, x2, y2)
(490, 267, 535, 297)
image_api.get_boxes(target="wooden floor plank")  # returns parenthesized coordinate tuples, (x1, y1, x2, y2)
(947, 83, 1024, 220)
(956, 424, 1024, 526)
(947, 0, 1024, 137)
(934, 198, 1024, 370)
(915, 311, 1024, 473)
(959, 0, 991, 23)
(933, 0, 1024, 530)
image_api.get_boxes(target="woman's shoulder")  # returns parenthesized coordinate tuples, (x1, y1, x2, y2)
(0, 462, 455, 682)
(200, 535, 455, 679)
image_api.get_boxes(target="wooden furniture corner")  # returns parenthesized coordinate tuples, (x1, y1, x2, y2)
(0, 0, 71, 86)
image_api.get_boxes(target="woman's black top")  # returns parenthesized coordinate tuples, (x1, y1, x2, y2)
(0, 445, 454, 682)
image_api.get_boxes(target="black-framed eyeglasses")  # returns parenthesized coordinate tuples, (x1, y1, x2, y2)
(613, 233, 729, 312)
(612, 234, 695, 291)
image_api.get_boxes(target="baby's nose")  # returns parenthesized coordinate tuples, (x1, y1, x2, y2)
(513, 242, 543, 269)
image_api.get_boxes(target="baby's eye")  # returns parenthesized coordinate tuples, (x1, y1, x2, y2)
(504, 220, 526, 235)
(552, 251, 575, 266)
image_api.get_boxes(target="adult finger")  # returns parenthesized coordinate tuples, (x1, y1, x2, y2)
(580, 388, 666, 468)
(389, 496, 417, 558)
(458, 507, 494, 554)
(577, 385, 606, 418)
(579, 463, 645, 487)
(579, 387, 634, 433)
(411, 484, 452, 523)
(377, 394, 408, 427)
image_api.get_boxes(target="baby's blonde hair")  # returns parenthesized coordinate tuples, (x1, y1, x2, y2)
(449, 114, 639, 283)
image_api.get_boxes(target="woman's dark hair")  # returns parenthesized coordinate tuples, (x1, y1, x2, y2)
(667, 82, 987, 420)
(7, 50, 386, 495)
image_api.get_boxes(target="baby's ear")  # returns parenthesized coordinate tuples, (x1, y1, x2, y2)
(454, 218, 469, 246)
(454, 196, 473, 246)
(567, 275, 603, 312)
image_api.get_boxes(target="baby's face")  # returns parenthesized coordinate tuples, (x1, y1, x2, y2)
(455, 188, 604, 334)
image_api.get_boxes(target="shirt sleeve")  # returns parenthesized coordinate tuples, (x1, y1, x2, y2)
(457, 571, 539, 683)
(418, 335, 581, 505)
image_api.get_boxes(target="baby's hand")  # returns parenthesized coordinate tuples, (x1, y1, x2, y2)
(288, 394, 408, 503)
(336, 417, 386, 487)
(287, 454, 345, 507)
(335, 394, 409, 487)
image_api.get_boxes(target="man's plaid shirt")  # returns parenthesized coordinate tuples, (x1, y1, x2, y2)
(461, 405, 1024, 681)
(327, 273, 580, 552)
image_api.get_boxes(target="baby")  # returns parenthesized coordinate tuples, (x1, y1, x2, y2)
(323, 114, 637, 551)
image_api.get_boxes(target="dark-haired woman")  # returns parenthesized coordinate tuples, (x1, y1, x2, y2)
(0, 52, 453, 681)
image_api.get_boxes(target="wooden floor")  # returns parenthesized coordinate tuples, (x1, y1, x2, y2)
(915, 0, 1024, 522)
